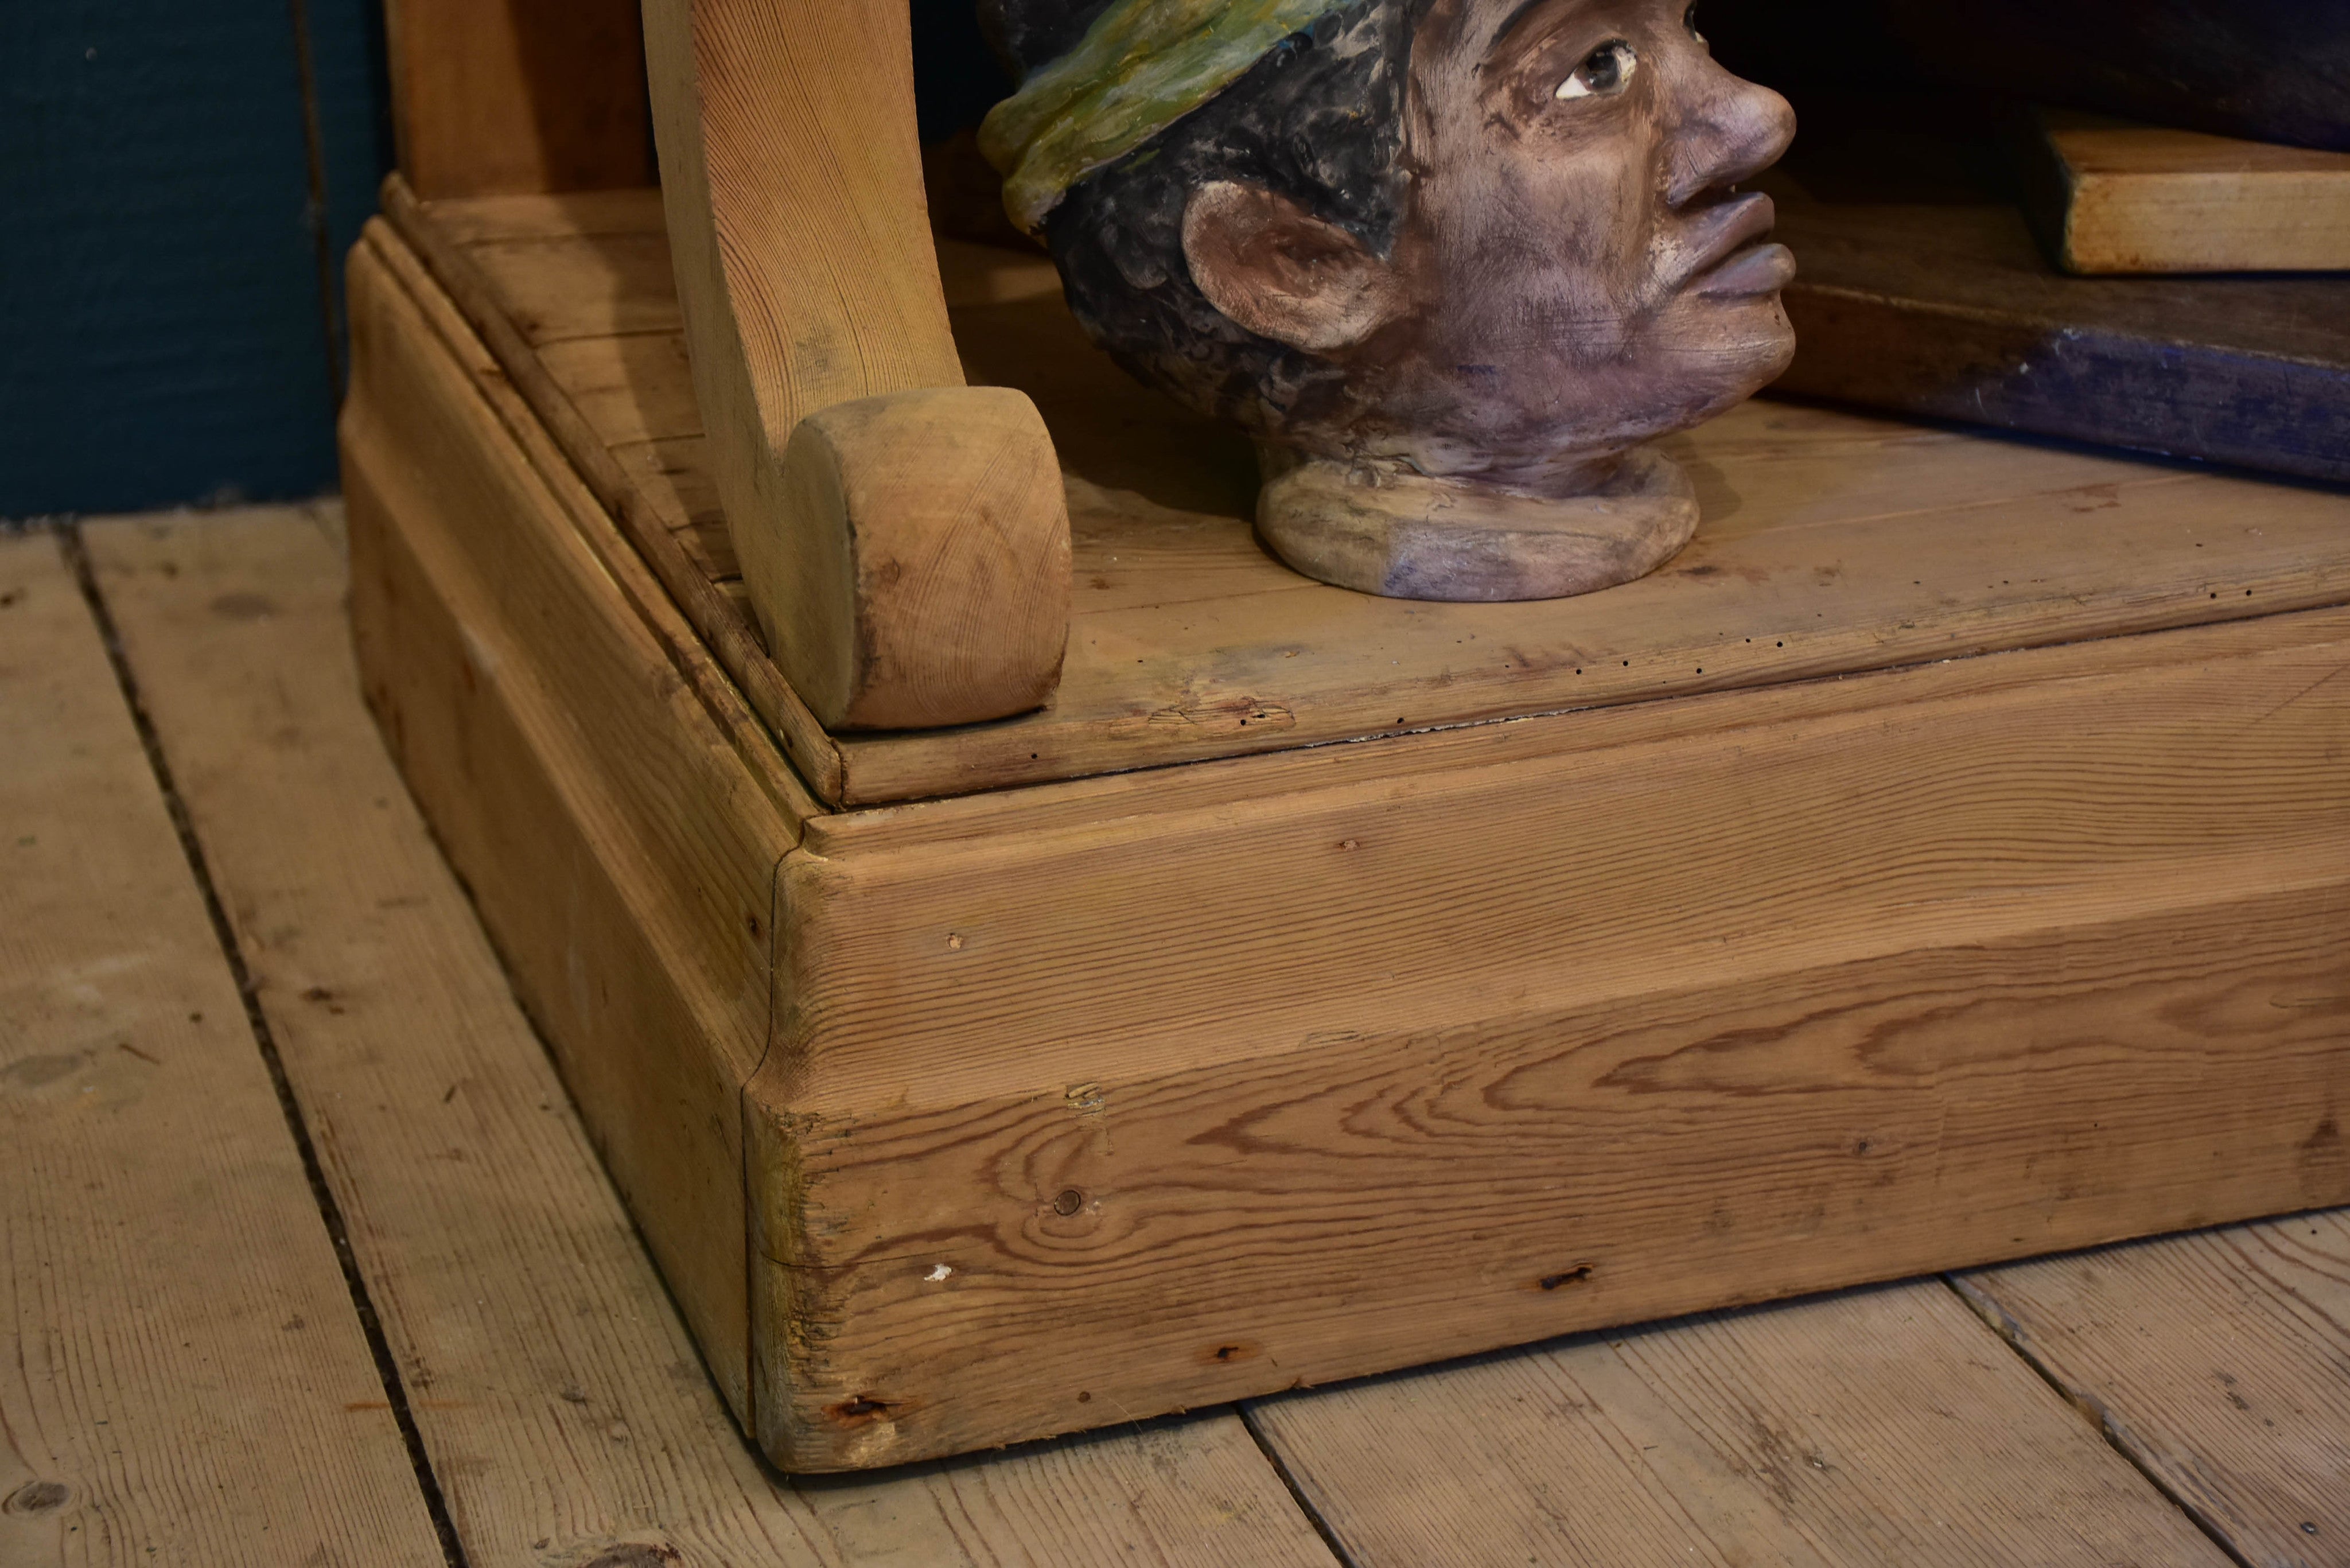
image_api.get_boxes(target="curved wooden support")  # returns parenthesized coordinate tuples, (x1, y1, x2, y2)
(641, 0, 1070, 730)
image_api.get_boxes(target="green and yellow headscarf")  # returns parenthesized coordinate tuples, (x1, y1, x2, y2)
(979, 0, 1339, 235)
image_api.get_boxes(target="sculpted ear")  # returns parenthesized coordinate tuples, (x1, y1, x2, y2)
(1181, 180, 1405, 353)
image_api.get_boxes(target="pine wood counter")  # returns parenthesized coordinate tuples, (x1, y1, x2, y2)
(339, 181, 2350, 1470)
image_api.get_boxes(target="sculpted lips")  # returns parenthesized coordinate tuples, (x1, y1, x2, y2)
(1679, 192, 1795, 299)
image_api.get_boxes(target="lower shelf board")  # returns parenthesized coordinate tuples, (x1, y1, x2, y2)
(342, 204, 2350, 1471)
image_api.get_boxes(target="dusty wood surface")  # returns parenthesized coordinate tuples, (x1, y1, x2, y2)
(0, 533, 443, 1565)
(2017, 109, 2350, 274)
(21, 492, 2350, 1554)
(1249, 1280, 2234, 1566)
(343, 221, 811, 1418)
(1771, 182, 2350, 485)
(362, 188, 2350, 1466)
(641, 1, 1069, 730)
(394, 187, 2350, 804)
(1959, 1212, 2350, 1566)
(81, 505, 1339, 1567)
(772, 384, 1072, 729)
(747, 601, 2350, 1462)
(373, 177, 836, 804)
(384, 0, 653, 197)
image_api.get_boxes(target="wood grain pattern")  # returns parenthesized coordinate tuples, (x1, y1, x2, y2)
(776, 386, 1071, 729)
(0, 533, 441, 1565)
(1959, 1212, 2350, 1565)
(396, 190, 2350, 804)
(384, 0, 653, 197)
(80, 506, 1339, 1567)
(1247, 1281, 2233, 1566)
(378, 181, 847, 803)
(347, 220, 1318, 1500)
(356, 188, 2350, 1469)
(744, 605, 2350, 1465)
(642, 0, 1070, 730)
(344, 225, 802, 1418)
(2016, 109, 2350, 275)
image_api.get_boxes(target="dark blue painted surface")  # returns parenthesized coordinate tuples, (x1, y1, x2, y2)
(1, 1, 391, 518)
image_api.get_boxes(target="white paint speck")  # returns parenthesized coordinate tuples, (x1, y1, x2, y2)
(925, 1263, 953, 1282)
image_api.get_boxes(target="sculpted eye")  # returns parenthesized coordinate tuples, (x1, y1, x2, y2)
(1555, 39, 1637, 100)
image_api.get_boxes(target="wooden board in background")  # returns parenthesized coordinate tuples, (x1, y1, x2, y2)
(383, 0, 653, 197)
(1247, 1280, 2232, 1566)
(83, 505, 1339, 1567)
(355, 196, 2350, 1467)
(1772, 188, 2350, 486)
(0, 533, 442, 1565)
(744, 615, 2350, 1461)
(2014, 108, 2350, 274)
(1958, 1212, 2350, 1565)
(391, 184, 2350, 807)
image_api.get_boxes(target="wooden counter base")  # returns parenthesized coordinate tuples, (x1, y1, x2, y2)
(341, 207, 2350, 1470)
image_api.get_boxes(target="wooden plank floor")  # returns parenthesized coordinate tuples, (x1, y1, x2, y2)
(6, 502, 2347, 1564)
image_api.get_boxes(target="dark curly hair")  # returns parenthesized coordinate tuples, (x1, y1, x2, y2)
(981, 1, 1424, 435)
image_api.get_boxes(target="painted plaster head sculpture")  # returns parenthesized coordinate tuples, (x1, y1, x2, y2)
(978, 0, 1797, 600)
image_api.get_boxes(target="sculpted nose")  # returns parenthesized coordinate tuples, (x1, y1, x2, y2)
(1664, 63, 1796, 207)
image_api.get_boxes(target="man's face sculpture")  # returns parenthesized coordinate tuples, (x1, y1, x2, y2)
(1184, 0, 1796, 494)
(981, 0, 1797, 592)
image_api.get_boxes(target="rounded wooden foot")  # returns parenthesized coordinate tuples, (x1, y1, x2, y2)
(1256, 447, 1699, 602)
(769, 386, 1071, 730)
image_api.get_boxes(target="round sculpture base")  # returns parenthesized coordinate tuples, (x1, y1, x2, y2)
(1256, 446, 1699, 602)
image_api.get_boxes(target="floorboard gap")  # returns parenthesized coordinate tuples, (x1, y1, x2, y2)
(1239, 1400, 1363, 1568)
(1940, 1270, 2257, 1568)
(63, 519, 473, 1568)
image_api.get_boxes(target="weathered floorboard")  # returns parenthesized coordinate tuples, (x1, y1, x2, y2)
(81, 506, 1337, 1567)
(0, 532, 442, 1565)
(1959, 1212, 2350, 1566)
(1247, 1280, 2234, 1567)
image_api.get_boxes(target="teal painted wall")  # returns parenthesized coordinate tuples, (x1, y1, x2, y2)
(2, 1, 391, 518)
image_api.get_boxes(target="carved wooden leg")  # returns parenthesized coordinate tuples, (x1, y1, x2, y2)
(641, 0, 1070, 729)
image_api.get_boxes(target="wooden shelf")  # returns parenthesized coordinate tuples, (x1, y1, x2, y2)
(341, 184, 2350, 1471)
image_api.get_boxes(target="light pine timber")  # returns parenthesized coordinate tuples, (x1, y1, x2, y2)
(343, 221, 801, 1421)
(380, 179, 845, 803)
(384, 0, 653, 197)
(392, 188, 2350, 805)
(742, 601, 2350, 1466)
(2018, 108, 2350, 274)
(1958, 1211, 2350, 1565)
(81, 506, 1338, 1566)
(0, 534, 441, 1565)
(1766, 190, 2350, 487)
(1245, 1280, 2234, 1566)
(345, 218, 1309, 1482)
(356, 192, 2350, 1466)
(640, 0, 1070, 730)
